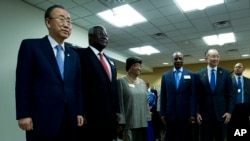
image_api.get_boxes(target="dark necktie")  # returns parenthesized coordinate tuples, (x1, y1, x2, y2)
(56, 45, 64, 79)
(98, 52, 110, 80)
(210, 69, 215, 92)
(175, 70, 180, 89)
(236, 76, 243, 103)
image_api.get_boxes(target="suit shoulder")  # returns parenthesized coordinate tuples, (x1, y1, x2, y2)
(183, 69, 194, 74)
(21, 37, 44, 44)
(217, 67, 231, 74)
(70, 46, 88, 54)
(162, 70, 172, 76)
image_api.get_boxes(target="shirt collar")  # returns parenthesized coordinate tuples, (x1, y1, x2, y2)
(48, 35, 65, 51)
(235, 75, 242, 79)
(173, 67, 183, 72)
(207, 66, 217, 71)
(89, 45, 103, 56)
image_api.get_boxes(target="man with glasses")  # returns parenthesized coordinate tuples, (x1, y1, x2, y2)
(196, 49, 235, 141)
(15, 5, 84, 141)
(227, 63, 250, 141)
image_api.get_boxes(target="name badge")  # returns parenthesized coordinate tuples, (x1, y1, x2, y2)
(128, 84, 135, 88)
(184, 75, 191, 79)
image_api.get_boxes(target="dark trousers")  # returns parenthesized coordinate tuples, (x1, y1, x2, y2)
(200, 118, 226, 141)
(26, 107, 74, 141)
(227, 104, 249, 141)
(164, 120, 189, 141)
(151, 111, 162, 140)
(76, 124, 116, 141)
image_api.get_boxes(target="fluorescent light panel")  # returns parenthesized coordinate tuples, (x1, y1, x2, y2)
(129, 46, 160, 55)
(97, 4, 147, 27)
(175, 0, 224, 12)
(199, 58, 205, 61)
(242, 54, 249, 57)
(202, 32, 235, 46)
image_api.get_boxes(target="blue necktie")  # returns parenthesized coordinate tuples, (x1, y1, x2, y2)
(56, 45, 64, 79)
(175, 70, 180, 89)
(210, 69, 215, 92)
(236, 76, 243, 103)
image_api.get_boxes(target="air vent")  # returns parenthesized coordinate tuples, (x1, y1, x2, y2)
(213, 20, 231, 29)
(184, 54, 191, 57)
(154, 33, 167, 37)
(226, 49, 239, 55)
(152, 32, 167, 39)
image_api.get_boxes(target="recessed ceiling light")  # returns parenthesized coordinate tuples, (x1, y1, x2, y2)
(242, 54, 249, 57)
(202, 32, 236, 46)
(174, 0, 224, 12)
(97, 4, 147, 27)
(129, 46, 160, 55)
(199, 58, 205, 61)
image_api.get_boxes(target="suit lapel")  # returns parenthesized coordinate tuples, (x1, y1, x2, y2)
(201, 68, 211, 92)
(243, 77, 249, 103)
(63, 46, 71, 80)
(104, 53, 115, 82)
(40, 36, 62, 80)
(178, 70, 184, 89)
(88, 48, 111, 82)
(171, 70, 177, 90)
(215, 68, 223, 91)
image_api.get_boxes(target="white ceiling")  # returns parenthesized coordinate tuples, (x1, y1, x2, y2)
(22, 0, 250, 73)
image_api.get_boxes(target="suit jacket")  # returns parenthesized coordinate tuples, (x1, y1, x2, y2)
(160, 68, 196, 122)
(232, 75, 250, 115)
(15, 36, 83, 136)
(196, 67, 235, 121)
(73, 47, 119, 127)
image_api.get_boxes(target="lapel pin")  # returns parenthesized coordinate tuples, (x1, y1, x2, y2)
(67, 54, 70, 57)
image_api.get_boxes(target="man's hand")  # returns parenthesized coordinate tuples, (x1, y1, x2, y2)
(161, 116, 166, 125)
(18, 117, 33, 131)
(196, 113, 202, 125)
(189, 116, 196, 124)
(222, 112, 231, 124)
(77, 115, 85, 126)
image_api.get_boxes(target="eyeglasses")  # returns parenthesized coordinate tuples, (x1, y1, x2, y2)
(234, 66, 243, 69)
(207, 55, 220, 59)
(49, 16, 72, 25)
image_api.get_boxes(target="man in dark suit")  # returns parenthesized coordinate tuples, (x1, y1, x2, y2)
(227, 62, 250, 141)
(160, 51, 196, 141)
(15, 5, 84, 141)
(196, 48, 235, 141)
(73, 25, 120, 141)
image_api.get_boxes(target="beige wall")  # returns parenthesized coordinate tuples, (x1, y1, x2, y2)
(138, 58, 250, 87)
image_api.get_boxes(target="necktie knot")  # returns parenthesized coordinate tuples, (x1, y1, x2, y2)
(56, 45, 63, 51)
